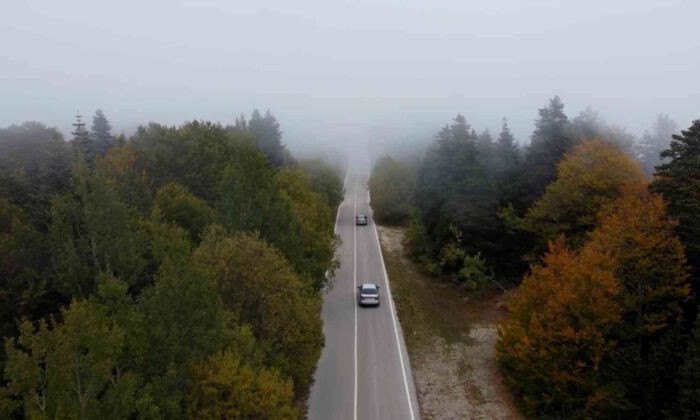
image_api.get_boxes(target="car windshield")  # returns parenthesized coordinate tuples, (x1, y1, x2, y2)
(358, 215, 366, 219)
(361, 285, 378, 295)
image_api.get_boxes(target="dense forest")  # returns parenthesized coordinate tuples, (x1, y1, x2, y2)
(369, 96, 700, 418)
(0, 110, 343, 418)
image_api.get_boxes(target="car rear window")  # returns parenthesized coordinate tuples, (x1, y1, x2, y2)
(362, 285, 378, 294)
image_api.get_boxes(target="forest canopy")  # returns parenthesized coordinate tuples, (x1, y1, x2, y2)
(0, 109, 343, 419)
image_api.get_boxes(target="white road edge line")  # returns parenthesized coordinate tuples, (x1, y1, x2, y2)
(334, 171, 349, 233)
(324, 171, 348, 294)
(353, 176, 358, 420)
(369, 188, 417, 420)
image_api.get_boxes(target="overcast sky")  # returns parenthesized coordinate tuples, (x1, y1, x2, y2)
(2, 0, 699, 154)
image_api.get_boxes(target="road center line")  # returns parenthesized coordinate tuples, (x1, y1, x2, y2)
(368, 187, 417, 420)
(353, 176, 358, 420)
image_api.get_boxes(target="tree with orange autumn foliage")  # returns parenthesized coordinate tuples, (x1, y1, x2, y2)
(588, 184, 689, 416)
(588, 184, 689, 344)
(497, 237, 621, 417)
(498, 183, 690, 418)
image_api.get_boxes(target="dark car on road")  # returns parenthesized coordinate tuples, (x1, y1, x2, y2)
(357, 283, 380, 307)
(355, 214, 368, 225)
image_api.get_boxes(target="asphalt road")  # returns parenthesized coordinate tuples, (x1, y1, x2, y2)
(308, 171, 420, 420)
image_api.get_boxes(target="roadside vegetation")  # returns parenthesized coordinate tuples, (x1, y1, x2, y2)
(0, 110, 343, 418)
(369, 97, 700, 418)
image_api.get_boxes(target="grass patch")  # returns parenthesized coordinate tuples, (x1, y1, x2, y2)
(380, 225, 510, 347)
(383, 243, 470, 345)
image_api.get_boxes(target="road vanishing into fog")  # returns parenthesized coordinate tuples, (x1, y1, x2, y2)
(308, 170, 420, 420)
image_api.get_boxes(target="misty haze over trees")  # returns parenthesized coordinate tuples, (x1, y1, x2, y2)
(2, 1, 699, 419)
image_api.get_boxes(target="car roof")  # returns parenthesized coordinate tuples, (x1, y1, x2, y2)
(357, 214, 366, 217)
(361, 283, 378, 289)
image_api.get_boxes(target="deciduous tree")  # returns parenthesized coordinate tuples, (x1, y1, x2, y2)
(186, 350, 298, 419)
(193, 228, 323, 395)
(368, 155, 416, 225)
(524, 140, 645, 248)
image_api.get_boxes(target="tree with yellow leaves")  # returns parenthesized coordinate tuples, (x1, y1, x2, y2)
(524, 139, 645, 249)
(186, 350, 298, 420)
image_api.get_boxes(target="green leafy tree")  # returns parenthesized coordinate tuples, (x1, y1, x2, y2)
(0, 200, 63, 390)
(133, 253, 229, 418)
(49, 159, 147, 297)
(193, 228, 323, 395)
(0, 200, 57, 346)
(95, 144, 153, 215)
(153, 182, 215, 241)
(2, 296, 155, 419)
(368, 155, 416, 225)
(218, 156, 337, 289)
(299, 159, 344, 209)
(217, 140, 278, 234)
(186, 350, 298, 419)
(0, 122, 70, 222)
(130, 121, 251, 201)
(458, 253, 492, 290)
(274, 167, 339, 288)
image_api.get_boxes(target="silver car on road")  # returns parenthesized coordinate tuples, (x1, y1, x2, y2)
(357, 283, 380, 307)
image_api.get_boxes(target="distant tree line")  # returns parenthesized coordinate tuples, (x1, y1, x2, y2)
(368, 96, 700, 417)
(0, 109, 344, 419)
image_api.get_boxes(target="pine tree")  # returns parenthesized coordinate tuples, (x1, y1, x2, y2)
(651, 120, 700, 298)
(477, 129, 493, 153)
(414, 114, 498, 273)
(248, 109, 289, 166)
(496, 117, 519, 171)
(678, 316, 700, 418)
(234, 113, 247, 130)
(636, 114, 678, 175)
(90, 109, 113, 155)
(476, 128, 499, 175)
(71, 112, 93, 161)
(522, 96, 573, 203)
(570, 107, 634, 153)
